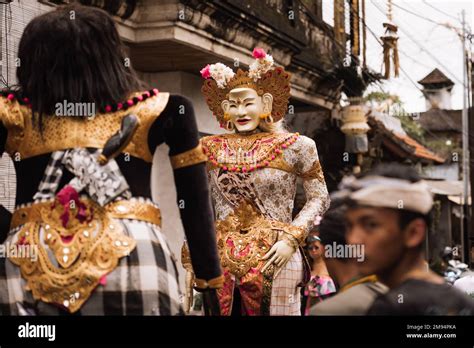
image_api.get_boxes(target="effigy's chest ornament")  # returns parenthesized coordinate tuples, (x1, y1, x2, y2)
(202, 132, 299, 173)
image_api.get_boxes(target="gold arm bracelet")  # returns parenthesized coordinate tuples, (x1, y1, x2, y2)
(169, 143, 208, 170)
(194, 274, 225, 290)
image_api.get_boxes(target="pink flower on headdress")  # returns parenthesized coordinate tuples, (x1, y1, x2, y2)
(202, 63, 235, 88)
(249, 48, 274, 81)
(252, 47, 267, 59)
(200, 64, 211, 79)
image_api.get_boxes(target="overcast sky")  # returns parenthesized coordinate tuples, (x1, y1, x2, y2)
(323, 0, 473, 112)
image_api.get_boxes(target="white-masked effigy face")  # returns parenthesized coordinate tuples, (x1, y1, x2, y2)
(221, 88, 273, 133)
(202, 48, 290, 133)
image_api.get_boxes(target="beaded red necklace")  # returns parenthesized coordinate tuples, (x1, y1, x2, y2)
(202, 132, 299, 173)
(0, 88, 159, 114)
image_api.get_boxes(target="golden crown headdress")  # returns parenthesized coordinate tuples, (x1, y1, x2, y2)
(200, 48, 291, 125)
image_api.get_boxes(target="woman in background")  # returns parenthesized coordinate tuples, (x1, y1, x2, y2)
(302, 233, 336, 315)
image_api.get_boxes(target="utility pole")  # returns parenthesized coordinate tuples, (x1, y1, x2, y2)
(461, 10, 470, 264)
(468, 25, 474, 268)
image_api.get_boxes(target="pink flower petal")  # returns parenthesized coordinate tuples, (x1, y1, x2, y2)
(200, 64, 211, 79)
(252, 47, 266, 59)
(99, 275, 107, 286)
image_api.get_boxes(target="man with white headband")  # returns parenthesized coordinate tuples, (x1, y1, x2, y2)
(337, 163, 474, 315)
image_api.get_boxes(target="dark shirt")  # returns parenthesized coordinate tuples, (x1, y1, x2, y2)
(368, 278, 474, 315)
(311, 281, 388, 315)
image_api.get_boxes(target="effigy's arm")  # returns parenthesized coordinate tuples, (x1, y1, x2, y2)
(290, 136, 330, 244)
(157, 95, 223, 287)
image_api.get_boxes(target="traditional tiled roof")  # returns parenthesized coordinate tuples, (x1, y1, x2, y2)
(418, 68, 454, 87)
(368, 111, 445, 164)
(418, 108, 462, 132)
(391, 133, 445, 163)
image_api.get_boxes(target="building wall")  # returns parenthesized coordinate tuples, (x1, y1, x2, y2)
(423, 163, 460, 181)
(137, 71, 224, 135)
(0, 1, 54, 211)
(424, 87, 452, 110)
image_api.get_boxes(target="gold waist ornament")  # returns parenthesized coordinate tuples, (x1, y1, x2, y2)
(215, 201, 306, 278)
(8, 198, 161, 313)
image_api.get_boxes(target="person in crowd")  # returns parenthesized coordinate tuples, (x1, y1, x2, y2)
(310, 206, 387, 315)
(302, 232, 336, 315)
(337, 163, 474, 315)
(454, 272, 474, 299)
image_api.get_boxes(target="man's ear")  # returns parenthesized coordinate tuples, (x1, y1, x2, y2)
(221, 99, 230, 113)
(262, 93, 273, 113)
(403, 218, 426, 249)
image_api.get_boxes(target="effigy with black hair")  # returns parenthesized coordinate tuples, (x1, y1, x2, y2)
(0, 4, 222, 316)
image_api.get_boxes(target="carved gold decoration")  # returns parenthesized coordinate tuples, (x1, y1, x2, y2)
(181, 242, 193, 273)
(194, 275, 225, 290)
(169, 143, 208, 170)
(181, 242, 224, 289)
(106, 200, 162, 226)
(215, 201, 305, 278)
(261, 262, 275, 316)
(12, 199, 162, 230)
(0, 93, 170, 162)
(0, 97, 24, 153)
(226, 69, 259, 91)
(8, 197, 140, 313)
(202, 67, 291, 124)
(202, 132, 296, 173)
(281, 234, 300, 250)
(283, 223, 307, 246)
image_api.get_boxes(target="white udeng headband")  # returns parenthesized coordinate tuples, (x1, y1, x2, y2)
(342, 176, 434, 214)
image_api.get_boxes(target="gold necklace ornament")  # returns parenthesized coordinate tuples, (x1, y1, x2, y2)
(202, 132, 299, 173)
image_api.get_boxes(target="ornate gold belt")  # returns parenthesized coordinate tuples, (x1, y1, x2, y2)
(11, 198, 161, 230)
(215, 202, 306, 278)
(8, 197, 161, 313)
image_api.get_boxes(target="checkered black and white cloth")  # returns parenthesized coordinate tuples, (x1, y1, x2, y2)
(33, 150, 66, 200)
(270, 248, 304, 315)
(0, 150, 183, 315)
(0, 216, 184, 315)
(34, 149, 131, 205)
